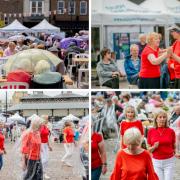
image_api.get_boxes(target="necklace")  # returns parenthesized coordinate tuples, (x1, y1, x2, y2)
(157, 128, 166, 136)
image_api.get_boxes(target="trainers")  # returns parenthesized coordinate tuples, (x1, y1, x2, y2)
(44, 174, 50, 179)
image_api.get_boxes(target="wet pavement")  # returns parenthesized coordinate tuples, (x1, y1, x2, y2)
(0, 139, 82, 180)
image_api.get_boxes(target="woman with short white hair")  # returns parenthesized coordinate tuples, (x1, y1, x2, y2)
(111, 127, 158, 180)
(32, 60, 62, 87)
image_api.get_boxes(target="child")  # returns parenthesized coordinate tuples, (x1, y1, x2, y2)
(0, 122, 6, 170)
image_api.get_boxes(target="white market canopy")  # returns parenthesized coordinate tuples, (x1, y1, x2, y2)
(7, 113, 25, 123)
(31, 19, 60, 33)
(140, 0, 180, 23)
(0, 19, 30, 32)
(92, 0, 172, 26)
(62, 114, 80, 122)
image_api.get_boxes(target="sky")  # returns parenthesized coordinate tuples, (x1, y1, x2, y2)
(0, 90, 89, 102)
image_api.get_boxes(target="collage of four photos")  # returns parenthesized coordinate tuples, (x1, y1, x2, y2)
(0, 0, 180, 180)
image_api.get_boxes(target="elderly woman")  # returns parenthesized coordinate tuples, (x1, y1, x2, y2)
(91, 128, 107, 180)
(147, 110, 180, 180)
(32, 60, 62, 88)
(167, 26, 180, 88)
(3, 42, 18, 57)
(21, 118, 43, 180)
(124, 44, 140, 85)
(96, 48, 120, 89)
(139, 32, 170, 89)
(111, 128, 158, 180)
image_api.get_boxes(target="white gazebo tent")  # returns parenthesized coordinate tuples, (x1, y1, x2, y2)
(92, 0, 173, 51)
(7, 113, 25, 124)
(0, 19, 30, 32)
(140, 0, 180, 46)
(62, 114, 80, 122)
(31, 19, 60, 33)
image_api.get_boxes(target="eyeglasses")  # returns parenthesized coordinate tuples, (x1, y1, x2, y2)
(107, 51, 111, 54)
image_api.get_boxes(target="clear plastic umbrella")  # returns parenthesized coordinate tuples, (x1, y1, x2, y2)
(3, 49, 61, 74)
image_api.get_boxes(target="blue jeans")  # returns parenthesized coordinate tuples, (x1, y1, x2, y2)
(0, 154, 3, 170)
(92, 166, 102, 180)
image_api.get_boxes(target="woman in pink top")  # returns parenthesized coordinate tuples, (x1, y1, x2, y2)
(3, 42, 18, 57)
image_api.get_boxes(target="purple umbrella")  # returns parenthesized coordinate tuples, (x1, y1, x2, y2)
(60, 37, 83, 49)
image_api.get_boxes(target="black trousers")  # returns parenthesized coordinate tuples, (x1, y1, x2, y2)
(24, 159, 43, 180)
(174, 79, 180, 89)
(138, 77, 160, 89)
(102, 77, 119, 89)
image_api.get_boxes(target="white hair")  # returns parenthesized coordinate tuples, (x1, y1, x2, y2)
(34, 60, 50, 74)
(111, 95, 118, 101)
(123, 127, 142, 146)
(130, 44, 139, 51)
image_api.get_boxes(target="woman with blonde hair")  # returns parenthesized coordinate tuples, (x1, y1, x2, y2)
(111, 127, 158, 180)
(120, 105, 144, 149)
(139, 32, 170, 89)
(147, 110, 180, 180)
(21, 118, 43, 180)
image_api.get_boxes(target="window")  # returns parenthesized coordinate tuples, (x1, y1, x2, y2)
(68, 1, 75, 15)
(80, 1, 87, 15)
(30, 0, 44, 15)
(57, 1, 65, 14)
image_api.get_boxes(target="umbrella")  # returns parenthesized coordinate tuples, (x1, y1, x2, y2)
(3, 49, 62, 74)
(27, 114, 40, 122)
(7, 113, 25, 125)
(77, 35, 89, 41)
(60, 37, 83, 49)
(79, 115, 89, 126)
(62, 114, 80, 122)
(8, 35, 25, 41)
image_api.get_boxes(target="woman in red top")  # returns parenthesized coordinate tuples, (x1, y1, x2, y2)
(167, 27, 180, 88)
(120, 105, 144, 149)
(139, 32, 169, 89)
(40, 115, 52, 179)
(61, 121, 75, 167)
(111, 127, 158, 180)
(147, 110, 180, 180)
(91, 129, 107, 180)
(0, 122, 6, 170)
(21, 118, 43, 180)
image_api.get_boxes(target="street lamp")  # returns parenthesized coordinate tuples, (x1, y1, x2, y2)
(69, 0, 74, 35)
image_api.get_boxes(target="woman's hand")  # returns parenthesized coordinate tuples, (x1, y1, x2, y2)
(102, 165, 107, 175)
(153, 142, 159, 149)
(22, 162, 27, 171)
(48, 146, 53, 151)
(175, 153, 180, 159)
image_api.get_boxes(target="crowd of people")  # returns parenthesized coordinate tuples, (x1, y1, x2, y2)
(0, 31, 89, 89)
(91, 91, 180, 180)
(96, 26, 180, 89)
(0, 114, 89, 180)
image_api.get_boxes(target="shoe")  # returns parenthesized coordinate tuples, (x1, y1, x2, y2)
(44, 174, 50, 179)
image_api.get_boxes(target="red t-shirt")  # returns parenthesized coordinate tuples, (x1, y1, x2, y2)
(0, 132, 5, 151)
(172, 40, 180, 78)
(63, 127, 74, 143)
(21, 131, 41, 160)
(139, 45, 160, 78)
(91, 132, 103, 169)
(167, 59, 175, 80)
(147, 127, 175, 160)
(120, 120, 144, 149)
(111, 150, 159, 180)
(40, 125, 49, 143)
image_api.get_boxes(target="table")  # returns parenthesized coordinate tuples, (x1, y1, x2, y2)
(72, 58, 89, 87)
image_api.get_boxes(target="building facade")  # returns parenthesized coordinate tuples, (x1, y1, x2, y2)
(8, 92, 89, 120)
(0, 0, 24, 26)
(50, 0, 89, 33)
(23, 0, 50, 27)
